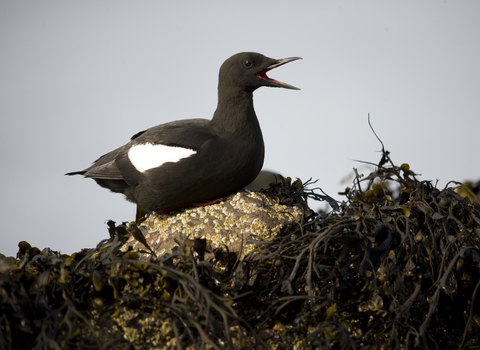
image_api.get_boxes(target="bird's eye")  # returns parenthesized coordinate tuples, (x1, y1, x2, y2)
(244, 60, 252, 68)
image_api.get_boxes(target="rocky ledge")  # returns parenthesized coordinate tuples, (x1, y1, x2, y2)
(124, 190, 304, 258)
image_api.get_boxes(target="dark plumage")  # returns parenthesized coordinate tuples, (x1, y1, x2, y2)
(67, 52, 301, 213)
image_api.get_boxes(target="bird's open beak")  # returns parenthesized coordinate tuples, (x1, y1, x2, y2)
(257, 57, 302, 90)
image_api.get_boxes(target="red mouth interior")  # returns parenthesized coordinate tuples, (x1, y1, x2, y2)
(257, 69, 270, 80)
(257, 69, 281, 84)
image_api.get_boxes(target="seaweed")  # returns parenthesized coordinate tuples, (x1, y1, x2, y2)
(1, 148, 480, 349)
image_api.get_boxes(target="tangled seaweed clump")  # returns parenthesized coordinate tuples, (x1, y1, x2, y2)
(1, 150, 480, 349)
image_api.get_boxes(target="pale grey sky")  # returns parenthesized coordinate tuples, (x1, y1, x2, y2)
(1, 1, 479, 257)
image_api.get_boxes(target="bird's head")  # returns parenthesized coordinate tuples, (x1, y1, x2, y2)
(218, 52, 302, 92)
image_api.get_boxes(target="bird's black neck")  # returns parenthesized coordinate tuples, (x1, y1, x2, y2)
(211, 88, 259, 135)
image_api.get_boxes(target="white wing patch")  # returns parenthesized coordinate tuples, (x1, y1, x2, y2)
(127, 143, 197, 172)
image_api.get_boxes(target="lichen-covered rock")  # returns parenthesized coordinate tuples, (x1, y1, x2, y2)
(124, 190, 303, 257)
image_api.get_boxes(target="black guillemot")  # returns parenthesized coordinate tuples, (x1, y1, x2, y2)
(66, 52, 301, 213)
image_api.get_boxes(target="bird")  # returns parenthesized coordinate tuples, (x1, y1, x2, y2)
(66, 52, 301, 214)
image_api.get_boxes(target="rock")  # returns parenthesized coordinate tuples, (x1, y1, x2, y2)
(123, 191, 303, 258)
(244, 170, 279, 191)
